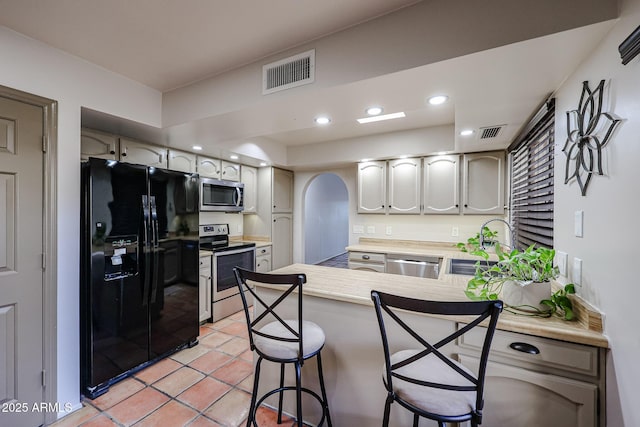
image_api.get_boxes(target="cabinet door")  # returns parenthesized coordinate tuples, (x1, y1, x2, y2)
(241, 165, 258, 213)
(357, 161, 386, 213)
(388, 158, 420, 214)
(197, 156, 222, 179)
(423, 155, 460, 214)
(168, 149, 197, 173)
(120, 138, 168, 168)
(272, 214, 293, 270)
(199, 256, 212, 322)
(463, 151, 504, 214)
(81, 128, 118, 161)
(460, 355, 597, 427)
(221, 161, 240, 181)
(272, 168, 293, 213)
(256, 255, 272, 273)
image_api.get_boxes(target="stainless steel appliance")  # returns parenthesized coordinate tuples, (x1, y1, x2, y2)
(200, 177, 244, 212)
(80, 158, 200, 399)
(386, 254, 442, 279)
(199, 224, 255, 321)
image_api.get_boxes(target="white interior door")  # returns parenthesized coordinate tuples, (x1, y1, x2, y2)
(0, 95, 45, 427)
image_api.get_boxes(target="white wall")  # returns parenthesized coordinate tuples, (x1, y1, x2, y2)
(553, 1, 640, 425)
(304, 173, 349, 264)
(0, 26, 162, 413)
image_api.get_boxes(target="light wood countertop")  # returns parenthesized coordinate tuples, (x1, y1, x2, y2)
(266, 263, 609, 349)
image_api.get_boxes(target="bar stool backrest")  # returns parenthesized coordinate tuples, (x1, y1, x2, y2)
(234, 267, 306, 363)
(371, 291, 503, 423)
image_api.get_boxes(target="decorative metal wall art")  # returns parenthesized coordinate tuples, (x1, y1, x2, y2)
(563, 80, 621, 196)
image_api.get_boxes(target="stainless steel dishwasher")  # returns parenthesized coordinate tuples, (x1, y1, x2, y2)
(385, 254, 442, 279)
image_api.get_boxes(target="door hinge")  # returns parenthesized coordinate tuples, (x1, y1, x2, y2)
(42, 135, 48, 153)
(42, 370, 46, 387)
(42, 253, 46, 270)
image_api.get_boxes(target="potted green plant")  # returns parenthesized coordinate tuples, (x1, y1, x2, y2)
(460, 235, 576, 320)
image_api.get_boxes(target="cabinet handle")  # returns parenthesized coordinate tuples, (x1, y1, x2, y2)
(110, 150, 116, 155)
(509, 342, 540, 355)
(362, 255, 370, 260)
(464, 204, 468, 207)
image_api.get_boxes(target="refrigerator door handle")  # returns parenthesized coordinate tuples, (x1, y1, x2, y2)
(149, 196, 160, 304)
(141, 195, 151, 307)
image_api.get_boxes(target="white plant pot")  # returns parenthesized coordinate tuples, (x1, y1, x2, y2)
(502, 280, 551, 312)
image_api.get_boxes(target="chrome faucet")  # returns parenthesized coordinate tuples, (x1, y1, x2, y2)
(479, 218, 516, 250)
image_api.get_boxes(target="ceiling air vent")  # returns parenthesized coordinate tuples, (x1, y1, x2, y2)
(262, 49, 315, 95)
(479, 125, 505, 140)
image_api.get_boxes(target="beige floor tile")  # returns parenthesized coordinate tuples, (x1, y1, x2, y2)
(209, 317, 234, 331)
(107, 387, 169, 426)
(217, 337, 249, 357)
(188, 350, 233, 375)
(218, 321, 248, 338)
(199, 325, 215, 338)
(177, 376, 232, 411)
(239, 349, 253, 362)
(198, 331, 234, 349)
(171, 343, 214, 364)
(134, 357, 183, 384)
(203, 389, 251, 426)
(153, 366, 205, 396)
(236, 375, 254, 393)
(79, 414, 119, 427)
(133, 400, 198, 427)
(49, 404, 99, 426)
(88, 377, 146, 410)
(187, 415, 223, 427)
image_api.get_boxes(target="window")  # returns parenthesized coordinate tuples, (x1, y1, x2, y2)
(508, 98, 555, 249)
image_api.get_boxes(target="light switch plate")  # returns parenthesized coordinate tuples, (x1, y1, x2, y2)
(451, 227, 459, 237)
(353, 225, 364, 234)
(385, 226, 392, 235)
(574, 210, 584, 237)
(556, 251, 568, 276)
(573, 258, 582, 285)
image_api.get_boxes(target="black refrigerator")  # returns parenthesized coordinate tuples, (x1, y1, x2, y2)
(80, 158, 200, 399)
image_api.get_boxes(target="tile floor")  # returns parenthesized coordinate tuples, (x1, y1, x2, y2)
(314, 252, 347, 269)
(50, 310, 297, 427)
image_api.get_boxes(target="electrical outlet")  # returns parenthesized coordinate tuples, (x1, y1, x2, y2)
(556, 251, 568, 276)
(367, 226, 376, 234)
(386, 226, 392, 235)
(353, 225, 364, 234)
(451, 227, 459, 237)
(573, 258, 582, 285)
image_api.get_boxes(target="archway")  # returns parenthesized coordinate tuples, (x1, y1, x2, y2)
(304, 173, 349, 265)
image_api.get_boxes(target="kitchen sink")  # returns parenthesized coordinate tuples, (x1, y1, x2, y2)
(448, 258, 498, 275)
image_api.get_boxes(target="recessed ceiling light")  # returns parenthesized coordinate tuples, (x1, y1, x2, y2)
(460, 129, 474, 136)
(230, 154, 239, 160)
(192, 145, 203, 151)
(366, 106, 383, 116)
(428, 95, 449, 105)
(357, 112, 406, 124)
(315, 116, 331, 125)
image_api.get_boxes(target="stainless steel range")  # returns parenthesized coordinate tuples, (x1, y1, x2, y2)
(199, 224, 255, 322)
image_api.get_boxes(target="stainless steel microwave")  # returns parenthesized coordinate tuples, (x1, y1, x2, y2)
(200, 177, 244, 212)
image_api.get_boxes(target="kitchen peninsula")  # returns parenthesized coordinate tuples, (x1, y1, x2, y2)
(254, 263, 608, 426)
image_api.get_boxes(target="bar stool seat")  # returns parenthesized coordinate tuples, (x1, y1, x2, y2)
(234, 267, 332, 427)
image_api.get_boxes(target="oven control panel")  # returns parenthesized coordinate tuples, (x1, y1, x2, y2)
(200, 224, 229, 236)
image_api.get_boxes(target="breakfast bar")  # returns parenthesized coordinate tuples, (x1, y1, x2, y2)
(253, 263, 608, 426)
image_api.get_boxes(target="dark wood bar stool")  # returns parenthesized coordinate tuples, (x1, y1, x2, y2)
(234, 267, 332, 427)
(371, 290, 502, 427)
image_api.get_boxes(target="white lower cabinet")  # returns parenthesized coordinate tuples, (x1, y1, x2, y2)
(347, 251, 385, 272)
(457, 327, 603, 427)
(199, 255, 212, 322)
(255, 245, 272, 273)
(271, 214, 292, 270)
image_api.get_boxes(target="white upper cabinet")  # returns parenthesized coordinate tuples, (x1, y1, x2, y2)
(119, 138, 168, 168)
(388, 158, 421, 214)
(241, 165, 258, 213)
(423, 155, 460, 214)
(357, 161, 387, 213)
(81, 128, 118, 161)
(168, 149, 197, 173)
(462, 151, 505, 215)
(221, 160, 241, 181)
(197, 156, 222, 179)
(272, 168, 293, 213)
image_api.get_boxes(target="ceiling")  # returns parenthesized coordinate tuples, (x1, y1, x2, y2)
(0, 0, 619, 164)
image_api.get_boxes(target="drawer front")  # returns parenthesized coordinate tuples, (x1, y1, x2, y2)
(256, 246, 272, 257)
(348, 251, 385, 263)
(458, 326, 599, 377)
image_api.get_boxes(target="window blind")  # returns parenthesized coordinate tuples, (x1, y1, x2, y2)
(508, 98, 555, 249)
